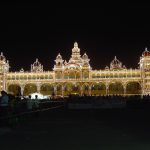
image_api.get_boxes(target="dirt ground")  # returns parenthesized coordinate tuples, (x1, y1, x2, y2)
(1, 108, 150, 150)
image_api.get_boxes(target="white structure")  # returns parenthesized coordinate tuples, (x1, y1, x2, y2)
(0, 42, 149, 96)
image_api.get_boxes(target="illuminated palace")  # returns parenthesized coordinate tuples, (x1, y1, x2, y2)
(0, 42, 150, 96)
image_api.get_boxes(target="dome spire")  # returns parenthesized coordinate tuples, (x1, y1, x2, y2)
(0, 52, 6, 62)
(145, 47, 148, 51)
(36, 58, 38, 62)
(74, 42, 78, 48)
(142, 47, 150, 57)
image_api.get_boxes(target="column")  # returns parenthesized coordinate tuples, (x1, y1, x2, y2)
(106, 84, 109, 95)
(62, 85, 64, 97)
(62, 72, 64, 80)
(89, 71, 91, 80)
(20, 85, 25, 96)
(80, 86, 83, 96)
(89, 86, 91, 96)
(37, 83, 41, 93)
(54, 86, 57, 96)
(81, 71, 83, 80)
(2, 74, 6, 91)
(123, 85, 126, 96)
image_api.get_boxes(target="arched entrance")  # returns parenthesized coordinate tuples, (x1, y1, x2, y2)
(23, 83, 37, 96)
(82, 83, 90, 95)
(40, 83, 54, 95)
(72, 83, 80, 95)
(64, 83, 74, 96)
(109, 82, 124, 95)
(64, 72, 69, 79)
(8, 84, 21, 96)
(126, 82, 141, 95)
(64, 83, 80, 96)
(76, 72, 80, 79)
(56, 84, 62, 96)
(91, 82, 106, 96)
(68, 71, 76, 79)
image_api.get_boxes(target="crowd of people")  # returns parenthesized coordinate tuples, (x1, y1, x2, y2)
(0, 91, 150, 118)
(0, 91, 41, 118)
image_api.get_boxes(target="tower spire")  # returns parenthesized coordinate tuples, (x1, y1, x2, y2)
(74, 42, 78, 48)
(145, 47, 148, 51)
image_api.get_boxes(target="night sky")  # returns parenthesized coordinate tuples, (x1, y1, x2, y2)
(0, 2, 150, 71)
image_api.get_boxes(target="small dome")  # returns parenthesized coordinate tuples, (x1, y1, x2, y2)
(123, 65, 126, 69)
(105, 66, 109, 70)
(64, 60, 67, 65)
(56, 53, 62, 59)
(31, 58, 43, 72)
(82, 53, 88, 59)
(110, 56, 122, 70)
(142, 47, 150, 57)
(20, 68, 24, 72)
(0, 52, 6, 62)
(33, 58, 41, 67)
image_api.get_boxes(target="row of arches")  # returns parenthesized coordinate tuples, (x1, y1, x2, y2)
(7, 82, 142, 96)
(7, 75, 53, 80)
(92, 74, 141, 78)
(55, 71, 89, 79)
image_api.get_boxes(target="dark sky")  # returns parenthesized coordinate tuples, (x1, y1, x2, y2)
(0, 2, 150, 71)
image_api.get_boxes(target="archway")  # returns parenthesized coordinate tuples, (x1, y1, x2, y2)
(72, 83, 80, 95)
(91, 83, 100, 95)
(40, 83, 54, 95)
(83, 71, 89, 79)
(64, 83, 74, 96)
(91, 83, 106, 96)
(23, 83, 37, 96)
(76, 72, 80, 79)
(69, 71, 76, 79)
(8, 84, 21, 96)
(126, 82, 141, 95)
(64, 72, 69, 79)
(109, 82, 124, 95)
(56, 84, 62, 96)
(82, 83, 90, 95)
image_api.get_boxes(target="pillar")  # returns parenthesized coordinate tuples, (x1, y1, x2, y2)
(54, 86, 57, 96)
(106, 84, 109, 95)
(123, 85, 126, 96)
(62, 85, 64, 97)
(37, 84, 41, 93)
(21, 85, 25, 96)
(80, 86, 83, 96)
(89, 86, 91, 96)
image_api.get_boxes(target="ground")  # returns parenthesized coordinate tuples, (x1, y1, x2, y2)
(0, 108, 150, 150)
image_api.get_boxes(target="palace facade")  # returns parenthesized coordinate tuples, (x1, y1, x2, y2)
(0, 42, 150, 96)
